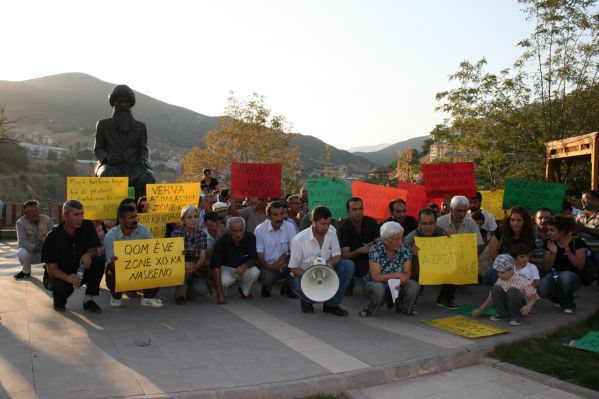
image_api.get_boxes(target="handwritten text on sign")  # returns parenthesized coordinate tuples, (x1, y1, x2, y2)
(137, 211, 182, 238)
(146, 183, 201, 213)
(422, 162, 476, 198)
(230, 163, 281, 198)
(422, 315, 508, 339)
(351, 181, 407, 221)
(415, 233, 478, 285)
(307, 178, 352, 219)
(503, 179, 566, 214)
(114, 237, 185, 292)
(396, 182, 429, 218)
(67, 177, 129, 220)
(480, 190, 505, 220)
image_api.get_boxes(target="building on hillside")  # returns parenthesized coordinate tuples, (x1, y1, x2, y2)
(367, 167, 392, 180)
(429, 141, 476, 162)
(18, 141, 69, 159)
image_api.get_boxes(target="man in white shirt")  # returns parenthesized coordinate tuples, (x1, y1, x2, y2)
(468, 191, 497, 233)
(255, 200, 297, 297)
(288, 206, 354, 316)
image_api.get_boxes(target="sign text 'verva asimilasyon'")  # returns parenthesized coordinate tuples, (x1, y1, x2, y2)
(146, 183, 201, 213)
(114, 237, 185, 292)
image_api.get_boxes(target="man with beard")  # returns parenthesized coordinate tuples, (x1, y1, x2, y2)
(576, 190, 599, 255)
(104, 204, 163, 308)
(382, 199, 418, 235)
(254, 200, 297, 297)
(468, 191, 497, 234)
(94, 85, 155, 197)
(437, 196, 485, 254)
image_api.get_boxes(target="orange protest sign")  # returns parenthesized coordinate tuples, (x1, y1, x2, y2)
(351, 181, 407, 221)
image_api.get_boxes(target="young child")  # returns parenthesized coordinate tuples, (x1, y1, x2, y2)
(510, 243, 540, 288)
(472, 254, 539, 326)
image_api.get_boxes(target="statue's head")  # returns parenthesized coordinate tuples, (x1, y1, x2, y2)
(109, 85, 136, 108)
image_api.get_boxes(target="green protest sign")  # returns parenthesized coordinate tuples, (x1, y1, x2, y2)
(503, 179, 566, 214)
(568, 331, 599, 354)
(307, 178, 352, 219)
(128, 187, 136, 200)
(449, 303, 497, 317)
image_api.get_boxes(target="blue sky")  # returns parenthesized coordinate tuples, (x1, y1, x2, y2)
(1, 1, 533, 149)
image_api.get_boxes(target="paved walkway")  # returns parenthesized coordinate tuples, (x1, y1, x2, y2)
(1, 240, 598, 399)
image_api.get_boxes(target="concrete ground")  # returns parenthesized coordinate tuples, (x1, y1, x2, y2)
(1, 240, 598, 399)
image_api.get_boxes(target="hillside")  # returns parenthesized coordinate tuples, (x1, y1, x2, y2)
(354, 135, 428, 166)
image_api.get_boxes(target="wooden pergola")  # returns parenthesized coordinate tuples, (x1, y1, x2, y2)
(545, 132, 599, 189)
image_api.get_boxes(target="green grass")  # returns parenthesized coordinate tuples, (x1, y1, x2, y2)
(490, 311, 599, 391)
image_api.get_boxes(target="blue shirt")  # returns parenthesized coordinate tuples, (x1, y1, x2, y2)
(367, 241, 412, 275)
(104, 223, 153, 262)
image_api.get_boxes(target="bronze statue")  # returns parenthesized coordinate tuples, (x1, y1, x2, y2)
(93, 85, 155, 197)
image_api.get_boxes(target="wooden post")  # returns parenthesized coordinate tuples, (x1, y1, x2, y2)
(592, 134, 599, 190)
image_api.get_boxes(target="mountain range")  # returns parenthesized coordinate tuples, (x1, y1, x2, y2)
(0, 73, 427, 172)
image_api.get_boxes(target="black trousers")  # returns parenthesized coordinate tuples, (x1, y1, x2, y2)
(437, 284, 456, 302)
(52, 257, 105, 307)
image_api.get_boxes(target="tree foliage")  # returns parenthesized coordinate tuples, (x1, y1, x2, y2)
(434, 0, 599, 189)
(181, 92, 301, 194)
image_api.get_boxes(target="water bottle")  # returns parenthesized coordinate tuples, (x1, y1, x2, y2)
(551, 268, 559, 283)
(74, 263, 85, 288)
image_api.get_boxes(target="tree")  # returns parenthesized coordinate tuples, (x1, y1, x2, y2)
(434, 0, 599, 188)
(0, 104, 18, 144)
(181, 92, 301, 193)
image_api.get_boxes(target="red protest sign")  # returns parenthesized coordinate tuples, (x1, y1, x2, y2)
(422, 162, 476, 198)
(396, 182, 429, 218)
(230, 163, 281, 198)
(351, 181, 408, 221)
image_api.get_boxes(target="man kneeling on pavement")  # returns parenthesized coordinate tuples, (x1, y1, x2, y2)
(41, 200, 104, 313)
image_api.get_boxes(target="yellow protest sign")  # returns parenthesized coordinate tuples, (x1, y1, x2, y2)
(146, 183, 201, 213)
(114, 237, 185, 292)
(480, 190, 505, 220)
(137, 211, 182, 238)
(67, 177, 129, 220)
(422, 315, 508, 339)
(415, 234, 478, 285)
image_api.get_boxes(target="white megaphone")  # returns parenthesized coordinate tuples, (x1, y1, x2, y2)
(300, 256, 340, 302)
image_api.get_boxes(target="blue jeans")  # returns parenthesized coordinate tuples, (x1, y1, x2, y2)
(538, 270, 581, 310)
(292, 259, 355, 307)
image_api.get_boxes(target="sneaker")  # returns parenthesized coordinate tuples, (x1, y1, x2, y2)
(53, 303, 67, 312)
(563, 308, 575, 314)
(509, 319, 521, 326)
(13, 271, 31, 279)
(110, 298, 123, 308)
(436, 299, 459, 310)
(238, 286, 253, 299)
(489, 315, 506, 322)
(323, 304, 349, 317)
(141, 297, 164, 308)
(359, 308, 373, 318)
(83, 300, 103, 314)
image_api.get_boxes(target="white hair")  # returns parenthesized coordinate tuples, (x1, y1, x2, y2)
(180, 205, 198, 220)
(227, 216, 246, 230)
(450, 195, 470, 209)
(380, 221, 404, 238)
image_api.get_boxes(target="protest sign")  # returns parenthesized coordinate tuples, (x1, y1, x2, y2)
(568, 331, 599, 354)
(128, 187, 136, 200)
(449, 304, 497, 317)
(137, 211, 182, 238)
(422, 315, 508, 339)
(480, 190, 505, 220)
(351, 181, 407, 221)
(114, 237, 185, 292)
(146, 183, 201, 213)
(422, 162, 476, 198)
(230, 163, 281, 198)
(503, 179, 566, 214)
(396, 182, 429, 217)
(307, 178, 352, 219)
(66, 177, 129, 220)
(415, 234, 478, 285)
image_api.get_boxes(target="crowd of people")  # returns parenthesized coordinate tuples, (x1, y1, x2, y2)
(11, 173, 599, 327)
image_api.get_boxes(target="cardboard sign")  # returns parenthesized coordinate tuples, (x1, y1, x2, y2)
(568, 331, 599, 354)
(307, 178, 352, 219)
(396, 182, 429, 217)
(66, 177, 129, 220)
(137, 211, 182, 238)
(128, 187, 136, 200)
(422, 315, 508, 339)
(480, 190, 505, 220)
(146, 183, 201, 213)
(422, 162, 476, 198)
(415, 234, 478, 285)
(351, 181, 407, 221)
(230, 163, 281, 198)
(114, 237, 185, 292)
(503, 179, 566, 214)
